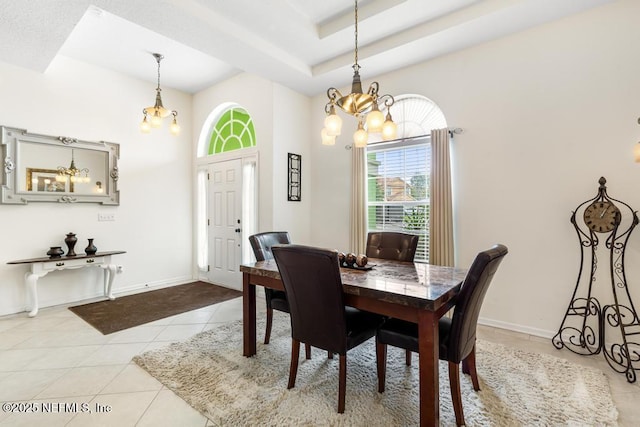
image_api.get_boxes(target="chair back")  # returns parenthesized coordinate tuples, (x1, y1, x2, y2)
(365, 232, 419, 262)
(272, 245, 348, 354)
(249, 232, 291, 261)
(446, 244, 508, 362)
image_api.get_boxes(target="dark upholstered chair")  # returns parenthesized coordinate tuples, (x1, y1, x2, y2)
(249, 232, 312, 359)
(272, 244, 383, 413)
(375, 244, 508, 426)
(365, 231, 419, 263)
(366, 231, 419, 364)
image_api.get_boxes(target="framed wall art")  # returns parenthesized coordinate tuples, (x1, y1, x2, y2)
(26, 168, 74, 193)
(287, 153, 301, 202)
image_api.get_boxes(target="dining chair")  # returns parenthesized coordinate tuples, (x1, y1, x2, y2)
(375, 244, 508, 427)
(249, 232, 313, 358)
(271, 244, 384, 413)
(365, 231, 419, 263)
(366, 231, 419, 365)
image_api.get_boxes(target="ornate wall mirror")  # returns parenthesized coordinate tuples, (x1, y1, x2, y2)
(1, 125, 119, 205)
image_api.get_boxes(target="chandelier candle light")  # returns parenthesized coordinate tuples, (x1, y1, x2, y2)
(57, 149, 90, 184)
(140, 53, 180, 135)
(321, 0, 397, 148)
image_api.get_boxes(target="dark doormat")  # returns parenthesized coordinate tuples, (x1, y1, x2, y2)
(69, 281, 242, 335)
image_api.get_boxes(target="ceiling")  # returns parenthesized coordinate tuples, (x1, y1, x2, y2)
(0, 0, 614, 96)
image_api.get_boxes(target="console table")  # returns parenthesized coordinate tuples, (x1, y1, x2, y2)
(7, 251, 126, 317)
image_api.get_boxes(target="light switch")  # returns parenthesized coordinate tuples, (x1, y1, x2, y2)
(98, 213, 115, 221)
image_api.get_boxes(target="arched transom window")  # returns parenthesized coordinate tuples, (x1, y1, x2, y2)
(207, 106, 256, 155)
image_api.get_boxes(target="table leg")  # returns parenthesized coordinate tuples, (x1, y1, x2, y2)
(243, 272, 257, 356)
(101, 264, 117, 300)
(418, 310, 439, 427)
(25, 271, 46, 317)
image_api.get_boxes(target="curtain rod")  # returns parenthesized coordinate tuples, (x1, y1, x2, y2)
(345, 127, 463, 150)
(449, 127, 464, 137)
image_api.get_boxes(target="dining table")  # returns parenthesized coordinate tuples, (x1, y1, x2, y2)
(240, 256, 467, 427)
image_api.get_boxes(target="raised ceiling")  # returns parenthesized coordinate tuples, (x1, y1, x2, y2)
(0, 0, 614, 95)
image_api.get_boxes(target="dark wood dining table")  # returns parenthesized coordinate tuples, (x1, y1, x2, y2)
(240, 257, 467, 426)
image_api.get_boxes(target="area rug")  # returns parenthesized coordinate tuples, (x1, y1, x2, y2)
(133, 314, 618, 426)
(69, 281, 241, 334)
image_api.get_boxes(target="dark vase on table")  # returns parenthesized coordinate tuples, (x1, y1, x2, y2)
(84, 238, 97, 255)
(46, 246, 64, 259)
(64, 232, 77, 257)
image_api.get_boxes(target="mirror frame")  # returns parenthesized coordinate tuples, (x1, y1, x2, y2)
(1, 125, 120, 205)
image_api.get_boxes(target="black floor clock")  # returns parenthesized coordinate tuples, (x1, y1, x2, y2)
(553, 177, 639, 383)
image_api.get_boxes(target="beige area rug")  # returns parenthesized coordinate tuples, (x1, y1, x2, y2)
(133, 313, 619, 426)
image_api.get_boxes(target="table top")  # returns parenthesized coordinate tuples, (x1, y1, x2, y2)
(240, 257, 467, 311)
(7, 251, 126, 265)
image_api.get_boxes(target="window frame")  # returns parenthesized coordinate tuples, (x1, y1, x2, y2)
(365, 136, 431, 262)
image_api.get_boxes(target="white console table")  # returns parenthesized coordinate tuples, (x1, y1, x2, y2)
(7, 251, 126, 317)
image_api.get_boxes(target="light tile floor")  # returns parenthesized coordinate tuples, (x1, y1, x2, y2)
(0, 296, 638, 426)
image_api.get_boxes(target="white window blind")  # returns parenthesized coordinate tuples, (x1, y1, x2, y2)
(366, 137, 431, 262)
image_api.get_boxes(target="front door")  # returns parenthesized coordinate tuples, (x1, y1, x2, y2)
(208, 159, 242, 289)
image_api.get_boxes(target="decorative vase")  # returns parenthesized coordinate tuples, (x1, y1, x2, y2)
(84, 238, 97, 255)
(64, 232, 77, 257)
(356, 254, 368, 267)
(345, 253, 356, 267)
(46, 246, 64, 259)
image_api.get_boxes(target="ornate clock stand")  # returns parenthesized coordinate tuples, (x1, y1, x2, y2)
(552, 177, 640, 383)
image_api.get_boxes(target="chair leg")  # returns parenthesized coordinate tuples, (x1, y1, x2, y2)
(338, 354, 346, 413)
(328, 351, 333, 359)
(264, 307, 273, 344)
(305, 343, 311, 360)
(405, 349, 412, 366)
(462, 345, 480, 391)
(288, 339, 300, 389)
(375, 336, 387, 393)
(448, 361, 465, 427)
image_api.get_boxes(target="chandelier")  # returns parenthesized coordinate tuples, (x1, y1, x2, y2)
(321, 0, 397, 148)
(140, 53, 180, 135)
(57, 149, 90, 183)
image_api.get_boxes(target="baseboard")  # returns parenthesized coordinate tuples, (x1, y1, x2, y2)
(0, 276, 196, 317)
(113, 276, 195, 297)
(196, 278, 242, 292)
(479, 316, 556, 340)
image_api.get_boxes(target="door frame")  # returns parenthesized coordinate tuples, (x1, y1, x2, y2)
(195, 148, 259, 286)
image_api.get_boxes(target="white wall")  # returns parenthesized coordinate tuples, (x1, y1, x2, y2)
(272, 84, 312, 244)
(192, 75, 312, 244)
(192, 73, 275, 233)
(0, 56, 193, 316)
(310, 0, 640, 337)
(309, 107, 357, 252)
(4, 0, 638, 338)
(0, 61, 313, 316)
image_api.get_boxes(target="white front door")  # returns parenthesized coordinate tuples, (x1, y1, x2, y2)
(208, 159, 242, 289)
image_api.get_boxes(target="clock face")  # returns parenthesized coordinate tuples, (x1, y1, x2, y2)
(583, 201, 620, 233)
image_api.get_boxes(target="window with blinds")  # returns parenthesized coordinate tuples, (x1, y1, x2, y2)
(366, 137, 430, 262)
